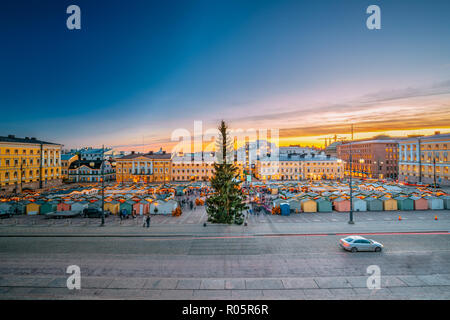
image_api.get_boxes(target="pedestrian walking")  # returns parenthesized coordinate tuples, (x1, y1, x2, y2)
(146, 215, 151, 228)
(142, 215, 146, 228)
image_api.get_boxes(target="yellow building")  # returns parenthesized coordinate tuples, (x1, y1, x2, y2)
(399, 132, 450, 186)
(116, 151, 171, 183)
(171, 159, 215, 182)
(0, 135, 62, 192)
(302, 159, 344, 180)
(255, 156, 344, 181)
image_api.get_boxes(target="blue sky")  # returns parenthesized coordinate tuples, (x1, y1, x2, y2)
(1, 0, 449, 150)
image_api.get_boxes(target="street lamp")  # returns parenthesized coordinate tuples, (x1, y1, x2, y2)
(348, 124, 354, 224)
(100, 145, 105, 227)
(433, 151, 437, 190)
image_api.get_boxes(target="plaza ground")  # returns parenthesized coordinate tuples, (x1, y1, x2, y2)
(0, 207, 449, 299)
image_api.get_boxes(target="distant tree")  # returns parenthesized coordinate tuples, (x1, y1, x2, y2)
(206, 120, 247, 224)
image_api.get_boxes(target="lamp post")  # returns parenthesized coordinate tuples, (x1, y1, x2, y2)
(20, 157, 24, 193)
(433, 151, 437, 191)
(13, 156, 21, 214)
(348, 124, 354, 224)
(100, 145, 105, 226)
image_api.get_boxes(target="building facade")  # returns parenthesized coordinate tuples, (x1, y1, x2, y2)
(398, 133, 450, 186)
(0, 135, 62, 192)
(171, 159, 215, 182)
(337, 139, 399, 180)
(255, 154, 344, 181)
(115, 152, 171, 183)
(68, 160, 115, 182)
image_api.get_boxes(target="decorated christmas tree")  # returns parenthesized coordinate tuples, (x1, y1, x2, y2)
(206, 120, 247, 224)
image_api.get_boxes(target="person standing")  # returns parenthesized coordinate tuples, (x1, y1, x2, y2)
(146, 214, 151, 228)
(142, 215, 146, 228)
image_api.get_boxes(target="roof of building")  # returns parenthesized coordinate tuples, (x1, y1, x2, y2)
(69, 160, 109, 170)
(79, 148, 112, 154)
(265, 154, 341, 162)
(341, 139, 401, 146)
(400, 132, 450, 142)
(61, 154, 77, 161)
(0, 135, 61, 146)
(325, 141, 342, 150)
(117, 152, 171, 160)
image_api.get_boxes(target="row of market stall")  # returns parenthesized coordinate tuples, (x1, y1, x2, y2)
(0, 181, 216, 216)
(0, 197, 180, 216)
(272, 194, 450, 214)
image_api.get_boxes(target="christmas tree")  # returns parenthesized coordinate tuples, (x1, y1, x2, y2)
(206, 120, 247, 224)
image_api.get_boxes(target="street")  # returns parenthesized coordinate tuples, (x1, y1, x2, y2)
(0, 208, 449, 299)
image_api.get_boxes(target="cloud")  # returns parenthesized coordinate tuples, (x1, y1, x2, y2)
(220, 80, 450, 139)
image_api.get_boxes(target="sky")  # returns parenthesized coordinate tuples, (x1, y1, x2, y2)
(1, 0, 449, 152)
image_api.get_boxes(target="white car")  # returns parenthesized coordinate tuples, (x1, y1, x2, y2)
(339, 235, 383, 252)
